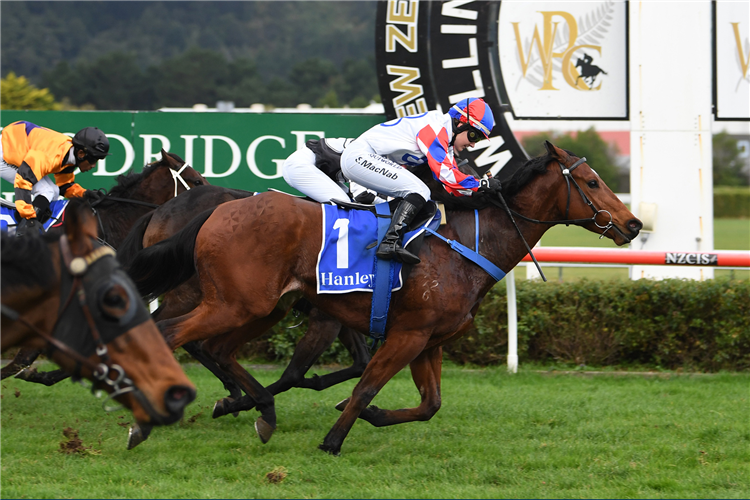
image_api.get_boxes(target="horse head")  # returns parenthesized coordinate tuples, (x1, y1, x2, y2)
(1, 199, 197, 430)
(542, 141, 641, 244)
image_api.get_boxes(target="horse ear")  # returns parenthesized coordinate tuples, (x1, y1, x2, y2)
(544, 141, 568, 160)
(65, 200, 97, 255)
(161, 149, 178, 168)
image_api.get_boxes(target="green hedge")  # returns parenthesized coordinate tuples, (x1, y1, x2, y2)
(449, 278, 750, 371)
(714, 186, 750, 218)
(240, 278, 750, 372)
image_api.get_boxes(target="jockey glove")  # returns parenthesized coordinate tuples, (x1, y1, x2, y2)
(32, 196, 52, 224)
(16, 217, 42, 238)
(84, 189, 107, 205)
(478, 177, 502, 194)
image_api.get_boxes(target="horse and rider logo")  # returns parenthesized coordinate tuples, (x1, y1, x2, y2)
(575, 53, 608, 88)
(511, 4, 616, 91)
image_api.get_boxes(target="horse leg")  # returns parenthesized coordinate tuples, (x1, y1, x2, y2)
(150, 278, 202, 323)
(319, 331, 430, 455)
(199, 313, 288, 443)
(336, 346, 442, 427)
(265, 308, 349, 394)
(14, 367, 70, 386)
(180, 341, 243, 415)
(297, 325, 371, 391)
(1, 347, 42, 379)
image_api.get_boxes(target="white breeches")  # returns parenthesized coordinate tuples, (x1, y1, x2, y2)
(340, 141, 430, 202)
(281, 146, 349, 204)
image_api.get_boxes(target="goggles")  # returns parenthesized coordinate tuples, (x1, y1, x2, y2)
(86, 153, 105, 164)
(465, 127, 487, 143)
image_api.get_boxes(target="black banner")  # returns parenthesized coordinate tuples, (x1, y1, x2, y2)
(375, 0, 528, 181)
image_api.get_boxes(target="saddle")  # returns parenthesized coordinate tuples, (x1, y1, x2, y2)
(332, 198, 437, 233)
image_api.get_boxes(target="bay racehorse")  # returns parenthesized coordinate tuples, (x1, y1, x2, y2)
(127, 142, 642, 453)
(1, 199, 196, 437)
(1, 149, 208, 382)
(117, 185, 371, 417)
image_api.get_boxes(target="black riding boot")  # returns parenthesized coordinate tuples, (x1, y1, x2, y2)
(376, 195, 425, 265)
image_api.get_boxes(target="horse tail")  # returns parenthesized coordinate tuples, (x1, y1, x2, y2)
(127, 207, 217, 301)
(117, 211, 155, 269)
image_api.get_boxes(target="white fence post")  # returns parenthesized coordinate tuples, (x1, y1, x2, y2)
(506, 269, 518, 373)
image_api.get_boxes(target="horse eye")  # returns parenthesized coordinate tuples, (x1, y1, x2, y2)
(587, 180, 599, 189)
(193, 179, 203, 186)
(100, 283, 131, 320)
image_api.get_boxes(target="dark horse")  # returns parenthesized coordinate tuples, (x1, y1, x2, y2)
(127, 142, 642, 453)
(117, 185, 371, 416)
(1, 149, 208, 382)
(1, 199, 196, 431)
(575, 54, 607, 88)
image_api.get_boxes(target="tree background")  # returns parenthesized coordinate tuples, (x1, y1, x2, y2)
(1, 1, 380, 110)
(2, 1, 747, 187)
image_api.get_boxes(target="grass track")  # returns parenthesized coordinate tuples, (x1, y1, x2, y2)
(2, 364, 749, 498)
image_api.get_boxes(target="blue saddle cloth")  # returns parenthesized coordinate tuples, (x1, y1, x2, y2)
(316, 204, 441, 294)
(0, 199, 69, 235)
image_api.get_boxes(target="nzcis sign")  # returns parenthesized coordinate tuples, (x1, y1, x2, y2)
(0, 110, 383, 200)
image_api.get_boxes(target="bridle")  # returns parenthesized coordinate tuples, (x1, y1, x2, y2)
(88, 160, 198, 245)
(0, 236, 136, 410)
(169, 161, 196, 197)
(490, 156, 615, 282)
(507, 157, 614, 235)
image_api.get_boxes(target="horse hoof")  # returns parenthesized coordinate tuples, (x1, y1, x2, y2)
(14, 367, 36, 381)
(212, 400, 225, 419)
(334, 398, 350, 412)
(127, 423, 152, 450)
(254, 417, 275, 444)
(318, 443, 341, 456)
(213, 398, 240, 419)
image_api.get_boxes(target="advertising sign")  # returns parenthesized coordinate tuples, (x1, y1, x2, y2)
(0, 111, 383, 201)
(376, 0, 530, 181)
(714, 1, 750, 120)
(497, 0, 629, 120)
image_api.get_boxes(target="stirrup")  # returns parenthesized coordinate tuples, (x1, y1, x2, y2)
(376, 241, 420, 265)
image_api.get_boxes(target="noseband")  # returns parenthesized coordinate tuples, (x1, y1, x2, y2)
(1, 237, 136, 411)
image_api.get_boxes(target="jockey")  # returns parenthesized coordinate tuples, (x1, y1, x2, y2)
(281, 137, 384, 205)
(0, 122, 110, 237)
(340, 97, 500, 264)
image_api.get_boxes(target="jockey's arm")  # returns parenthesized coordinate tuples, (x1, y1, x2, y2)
(13, 150, 52, 219)
(54, 166, 86, 198)
(415, 124, 481, 197)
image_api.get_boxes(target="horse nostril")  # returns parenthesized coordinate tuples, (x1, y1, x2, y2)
(164, 385, 197, 415)
(628, 219, 643, 232)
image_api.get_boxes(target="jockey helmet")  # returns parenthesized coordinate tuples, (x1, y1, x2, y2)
(72, 127, 111, 161)
(448, 97, 495, 140)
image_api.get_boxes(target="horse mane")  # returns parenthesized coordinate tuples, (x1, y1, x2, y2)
(499, 152, 557, 198)
(107, 152, 185, 199)
(1, 231, 58, 292)
(412, 151, 556, 211)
